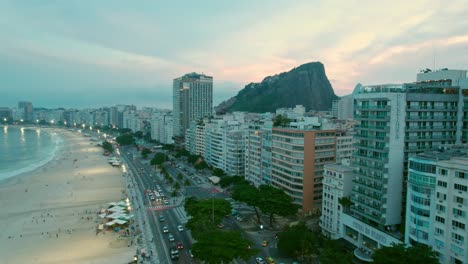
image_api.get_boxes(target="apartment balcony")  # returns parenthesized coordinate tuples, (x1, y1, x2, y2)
(355, 125, 390, 132)
(404, 135, 457, 141)
(405, 126, 456, 132)
(355, 197, 382, 211)
(354, 114, 390, 121)
(353, 178, 383, 192)
(353, 152, 388, 163)
(405, 105, 458, 111)
(354, 134, 387, 142)
(353, 188, 382, 200)
(351, 206, 381, 223)
(355, 105, 390, 111)
(354, 143, 387, 152)
(405, 115, 457, 121)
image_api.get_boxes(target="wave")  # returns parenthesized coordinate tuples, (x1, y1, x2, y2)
(0, 129, 64, 182)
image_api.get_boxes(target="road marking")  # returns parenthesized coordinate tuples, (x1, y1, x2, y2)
(147, 205, 173, 211)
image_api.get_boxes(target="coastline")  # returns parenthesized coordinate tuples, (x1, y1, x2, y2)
(0, 129, 135, 264)
(0, 126, 62, 184)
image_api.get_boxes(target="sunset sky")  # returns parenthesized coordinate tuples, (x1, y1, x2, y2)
(1, 0, 467, 108)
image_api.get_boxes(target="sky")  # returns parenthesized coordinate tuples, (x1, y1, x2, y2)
(1, 0, 468, 109)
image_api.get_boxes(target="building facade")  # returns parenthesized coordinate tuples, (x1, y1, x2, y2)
(405, 147, 468, 264)
(173, 73, 213, 137)
(271, 127, 336, 213)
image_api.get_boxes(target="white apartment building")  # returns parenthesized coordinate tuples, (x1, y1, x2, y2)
(245, 120, 273, 186)
(151, 111, 174, 144)
(321, 160, 355, 239)
(173, 73, 213, 137)
(337, 94, 354, 120)
(405, 147, 468, 264)
(336, 130, 355, 163)
(339, 69, 468, 261)
(185, 120, 206, 156)
(204, 116, 247, 176)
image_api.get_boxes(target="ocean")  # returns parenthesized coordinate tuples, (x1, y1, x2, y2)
(0, 126, 61, 182)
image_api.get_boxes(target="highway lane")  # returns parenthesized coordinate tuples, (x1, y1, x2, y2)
(122, 147, 194, 263)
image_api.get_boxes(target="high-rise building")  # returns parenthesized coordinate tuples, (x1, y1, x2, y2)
(321, 160, 355, 239)
(18, 101, 33, 122)
(173, 73, 213, 137)
(245, 119, 273, 187)
(337, 69, 468, 258)
(271, 127, 336, 213)
(405, 147, 468, 264)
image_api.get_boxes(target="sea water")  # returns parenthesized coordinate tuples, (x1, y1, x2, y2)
(0, 126, 61, 182)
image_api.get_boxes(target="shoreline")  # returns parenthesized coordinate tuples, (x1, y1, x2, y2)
(0, 129, 135, 264)
(0, 126, 63, 185)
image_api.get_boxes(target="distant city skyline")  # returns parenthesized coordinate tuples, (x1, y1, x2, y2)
(1, 1, 467, 108)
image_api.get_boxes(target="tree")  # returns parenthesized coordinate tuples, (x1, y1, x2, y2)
(177, 173, 183, 180)
(319, 239, 353, 264)
(171, 190, 179, 197)
(192, 230, 258, 264)
(273, 114, 291, 127)
(175, 148, 190, 158)
(141, 148, 152, 159)
(173, 182, 181, 191)
(232, 183, 262, 224)
(116, 133, 134, 146)
(194, 160, 209, 170)
(258, 185, 299, 226)
(338, 197, 353, 212)
(102, 140, 114, 153)
(219, 176, 249, 188)
(184, 179, 191, 186)
(150, 153, 166, 166)
(133, 131, 144, 139)
(212, 168, 225, 176)
(162, 144, 175, 151)
(277, 222, 320, 260)
(372, 243, 438, 264)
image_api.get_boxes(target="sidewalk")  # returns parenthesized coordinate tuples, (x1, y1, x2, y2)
(127, 171, 159, 263)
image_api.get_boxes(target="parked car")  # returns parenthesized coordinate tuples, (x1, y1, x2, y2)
(177, 225, 184, 232)
(256, 257, 267, 264)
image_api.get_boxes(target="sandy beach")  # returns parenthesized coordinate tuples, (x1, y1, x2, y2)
(0, 129, 135, 264)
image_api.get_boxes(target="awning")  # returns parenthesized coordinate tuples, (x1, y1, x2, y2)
(208, 176, 220, 184)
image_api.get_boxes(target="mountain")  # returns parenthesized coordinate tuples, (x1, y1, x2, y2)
(217, 62, 338, 113)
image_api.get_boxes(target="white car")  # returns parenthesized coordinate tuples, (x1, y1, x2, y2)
(177, 225, 184, 232)
(163, 226, 169, 233)
(168, 233, 175, 242)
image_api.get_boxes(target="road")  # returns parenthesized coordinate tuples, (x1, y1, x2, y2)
(120, 146, 290, 264)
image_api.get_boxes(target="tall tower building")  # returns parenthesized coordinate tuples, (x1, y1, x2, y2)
(18, 101, 33, 122)
(173, 73, 213, 137)
(337, 69, 468, 259)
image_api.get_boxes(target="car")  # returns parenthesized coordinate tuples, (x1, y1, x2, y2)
(255, 257, 267, 264)
(265, 257, 276, 264)
(262, 240, 268, 247)
(176, 241, 183, 249)
(217, 223, 224, 228)
(163, 200, 169, 205)
(188, 249, 194, 258)
(163, 226, 169, 233)
(177, 225, 184, 232)
(168, 233, 175, 242)
(236, 216, 245, 222)
(159, 215, 165, 222)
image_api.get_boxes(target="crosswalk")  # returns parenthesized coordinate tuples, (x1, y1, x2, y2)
(147, 205, 173, 211)
(173, 206, 190, 223)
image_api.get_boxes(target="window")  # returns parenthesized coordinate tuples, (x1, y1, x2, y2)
(439, 169, 447, 176)
(452, 233, 464, 244)
(455, 196, 464, 204)
(437, 181, 447, 188)
(454, 183, 467, 192)
(435, 227, 444, 236)
(455, 171, 466, 179)
(452, 220, 465, 230)
(436, 216, 445, 224)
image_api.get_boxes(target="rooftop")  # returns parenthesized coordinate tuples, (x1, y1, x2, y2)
(413, 145, 468, 162)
